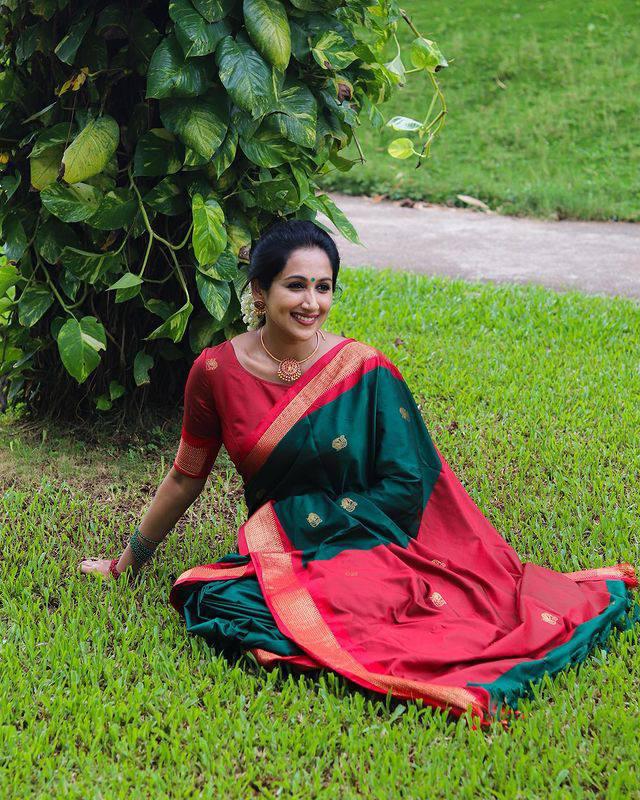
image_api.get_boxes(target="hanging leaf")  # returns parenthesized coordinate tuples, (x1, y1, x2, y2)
(40, 182, 103, 222)
(215, 33, 275, 119)
(60, 116, 120, 184)
(160, 91, 228, 159)
(170, 0, 232, 58)
(56, 315, 106, 383)
(191, 193, 227, 266)
(133, 129, 184, 177)
(274, 78, 317, 148)
(0, 264, 20, 297)
(2, 213, 28, 261)
(192, 0, 235, 22)
(243, 0, 291, 72)
(133, 350, 154, 386)
(409, 37, 448, 73)
(54, 12, 94, 65)
(195, 271, 231, 320)
(146, 35, 213, 99)
(17, 285, 54, 327)
(144, 300, 193, 343)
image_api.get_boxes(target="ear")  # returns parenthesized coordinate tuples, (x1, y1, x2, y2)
(250, 279, 265, 303)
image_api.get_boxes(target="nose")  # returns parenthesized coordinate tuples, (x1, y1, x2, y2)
(301, 288, 320, 312)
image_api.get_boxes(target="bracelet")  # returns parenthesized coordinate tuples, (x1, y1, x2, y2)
(109, 557, 122, 580)
(129, 526, 159, 568)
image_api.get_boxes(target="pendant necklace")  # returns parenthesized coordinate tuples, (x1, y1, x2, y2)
(260, 327, 320, 382)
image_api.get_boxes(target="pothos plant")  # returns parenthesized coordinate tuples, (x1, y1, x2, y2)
(0, 0, 447, 418)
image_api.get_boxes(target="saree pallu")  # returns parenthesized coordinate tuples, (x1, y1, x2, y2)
(170, 341, 639, 725)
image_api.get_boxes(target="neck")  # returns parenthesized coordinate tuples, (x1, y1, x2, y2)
(259, 322, 318, 361)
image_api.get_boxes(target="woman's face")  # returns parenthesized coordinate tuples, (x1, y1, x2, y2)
(252, 247, 334, 341)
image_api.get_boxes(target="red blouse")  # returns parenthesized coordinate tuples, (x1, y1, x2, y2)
(173, 340, 291, 479)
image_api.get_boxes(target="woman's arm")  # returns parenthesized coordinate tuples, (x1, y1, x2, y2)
(79, 466, 207, 579)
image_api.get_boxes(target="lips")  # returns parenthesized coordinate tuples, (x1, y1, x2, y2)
(291, 312, 319, 325)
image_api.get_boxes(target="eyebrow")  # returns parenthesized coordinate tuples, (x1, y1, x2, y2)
(284, 275, 332, 281)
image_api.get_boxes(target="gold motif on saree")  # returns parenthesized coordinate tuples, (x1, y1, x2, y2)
(307, 513, 322, 527)
(430, 591, 446, 607)
(431, 559, 447, 568)
(399, 407, 409, 420)
(340, 497, 357, 512)
(332, 435, 348, 450)
(541, 612, 559, 625)
(205, 358, 218, 371)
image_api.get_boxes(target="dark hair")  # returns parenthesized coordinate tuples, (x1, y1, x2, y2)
(241, 219, 340, 295)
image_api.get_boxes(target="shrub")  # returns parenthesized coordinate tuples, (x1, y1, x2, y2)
(0, 0, 447, 419)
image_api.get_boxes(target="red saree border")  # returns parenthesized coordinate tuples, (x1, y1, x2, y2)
(239, 340, 385, 480)
(244, 501, 489, 722)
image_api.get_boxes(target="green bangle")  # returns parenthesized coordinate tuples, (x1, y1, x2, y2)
(130, 526, 158, 567)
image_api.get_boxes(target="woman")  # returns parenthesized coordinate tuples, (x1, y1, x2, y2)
(80, 219, 638, 726)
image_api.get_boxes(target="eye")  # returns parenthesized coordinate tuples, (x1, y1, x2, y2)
(318, 284, 332, 292)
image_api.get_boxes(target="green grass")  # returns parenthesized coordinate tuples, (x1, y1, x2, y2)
(317, 0, 640, 221)
(2, 268, 640, 798)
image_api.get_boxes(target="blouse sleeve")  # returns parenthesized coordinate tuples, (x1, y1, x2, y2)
(173, 350, 222, 479)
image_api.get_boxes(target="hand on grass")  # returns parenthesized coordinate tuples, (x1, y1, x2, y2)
(79, 558, 114, 577)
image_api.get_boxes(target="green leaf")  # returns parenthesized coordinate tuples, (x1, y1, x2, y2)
(59, 247, 123, 285)
(207, 127, 238, 180)
(60, 116, 120, 184)
(387, 137, 415, 159)
(306, 193, 361, 245)
(192, 0, 234, 22)
(86, 189, 138, 230)
(31, 123, 70, 158)
(409, 37, 448, 73)
(144, 300, 193, 343)
(109, 380, 126, 400)
(0, 170, 21, 201)
(191, 193, 227, 266)
(215, 34, 275, 119)
(274, 78, 317, 149)
(40, 182, 103, 222)
(243, 0, 291, 72)
(30, 144, 64, 190)
(146, 35, 213, 99)
(18, 284, 54, 327)
(0, 264, 19, 297)
(107, 273, 143, 291)
(386, 115, 423, 132)
(252, 175, 298, 213)
(56, 315, 106, 384)
(170, 0, 232, 58)
(115, 284, 142, 304)
(2, 214, 28, 261)
(311, 32, 357, 71)
(133, 129, 184, 177)
(239, 115, 298, 168)
(95, 395, 112, 411)
(197, 248, 239, 280)
(160, 91, 228, 159)
(54, 12, 94, 65)
(133, 350, 154, 386)
(143, 177, 187, 216)
(36, 218, 81, 265)
(195, 271, 231, 320)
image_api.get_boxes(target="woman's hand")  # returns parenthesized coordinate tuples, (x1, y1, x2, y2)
(79, 557, 114, 577)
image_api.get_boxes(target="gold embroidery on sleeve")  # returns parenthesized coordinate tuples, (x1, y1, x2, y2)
(205, 358, 218, 371)
(175, 437, 209, 476)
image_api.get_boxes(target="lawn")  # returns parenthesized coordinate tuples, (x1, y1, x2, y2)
(317, 0, 640, 222)
(1, 268, 639, 798)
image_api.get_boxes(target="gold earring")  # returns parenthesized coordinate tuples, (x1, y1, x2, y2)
(253, 299, 266, 316)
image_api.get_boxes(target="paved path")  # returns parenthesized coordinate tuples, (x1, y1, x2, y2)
(321, 192, 640, 300)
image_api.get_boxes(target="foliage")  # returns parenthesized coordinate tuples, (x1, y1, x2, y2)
(0, 0, 447, 416)
(2, 269, 640, 796)
(318, 0, 640, 222)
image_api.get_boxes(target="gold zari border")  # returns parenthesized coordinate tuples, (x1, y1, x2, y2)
(245, 503, 481, 716)
(240, 341, 378, 477)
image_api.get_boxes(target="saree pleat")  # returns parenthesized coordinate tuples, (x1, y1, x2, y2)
(170, 341, 639, 725)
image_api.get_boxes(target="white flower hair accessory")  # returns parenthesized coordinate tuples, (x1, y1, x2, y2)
(240, 285, 261, 330)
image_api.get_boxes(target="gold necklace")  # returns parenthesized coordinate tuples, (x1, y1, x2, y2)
(260, 328, 320, 382)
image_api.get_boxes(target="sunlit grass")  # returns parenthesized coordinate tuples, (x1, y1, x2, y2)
(318, 0, 640, 221)
(2, 268, 639, 797)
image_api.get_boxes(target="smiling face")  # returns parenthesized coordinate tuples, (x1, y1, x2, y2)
(251, 246, 335, 341)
